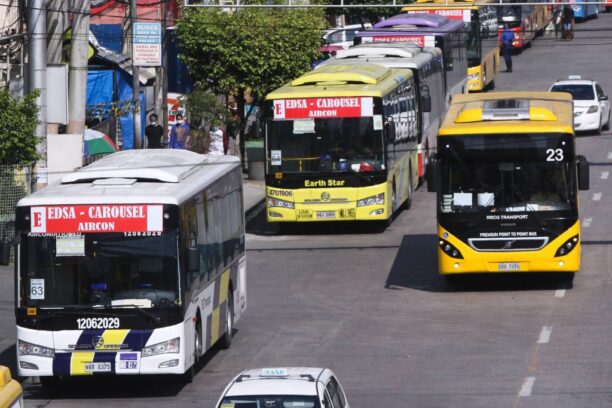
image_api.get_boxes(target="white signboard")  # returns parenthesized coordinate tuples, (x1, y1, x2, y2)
(133, 22, 162, 66)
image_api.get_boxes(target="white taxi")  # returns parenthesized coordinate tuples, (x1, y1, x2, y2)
(550, 75, 611, 134)
(215, 367, 350, 408)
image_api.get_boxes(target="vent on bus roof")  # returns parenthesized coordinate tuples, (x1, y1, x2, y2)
(482, 99, 530, 120)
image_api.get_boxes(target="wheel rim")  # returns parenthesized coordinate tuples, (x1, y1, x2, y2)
(226, 300, 233, 335)
(195, 326, 202, 359)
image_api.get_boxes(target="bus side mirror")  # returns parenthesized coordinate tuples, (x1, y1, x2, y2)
(187, 247, 199, 273)
(0, 240, 10, 266)
(385, 121, 396, 143)
(577, 155, 589, 190)
(427, 154, 439, 193)
(421, 95, 432, 113)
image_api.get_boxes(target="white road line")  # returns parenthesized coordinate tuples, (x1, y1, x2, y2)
(537, 326, 553, 344)
(555, 289, 566, 298)
(593, 192, 602, 201)
(583, 217, 592, 228)
(602, 171, 610, 180)
(608, 152, 612, 160)
(519, 377, 536, 397)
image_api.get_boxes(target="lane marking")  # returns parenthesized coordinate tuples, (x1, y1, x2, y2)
(537, 326, 553, 344)
(583, 217, 592, 228)
(602, 171, 610, 180)
(555, 289, 566, 298)
(593, 192, 602, 201)
(608, 152, 612, 160)
(519, 376, 536, 397)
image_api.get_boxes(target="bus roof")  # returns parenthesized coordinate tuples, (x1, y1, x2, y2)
(317, 45, 441, 71)
(356, 14, 465, 37)
(439, 92, 574, 136)
(17, 150, 241, 207)
(265, 63, 414, 100)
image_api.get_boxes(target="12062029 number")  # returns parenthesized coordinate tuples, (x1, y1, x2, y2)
(77, 317, 120, 329)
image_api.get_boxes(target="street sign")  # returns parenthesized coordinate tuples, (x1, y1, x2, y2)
(133, 22, 162, 66)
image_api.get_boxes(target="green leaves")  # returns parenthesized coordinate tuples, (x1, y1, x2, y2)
(0, 90, 41, 165)
(175, 7, 326, 101)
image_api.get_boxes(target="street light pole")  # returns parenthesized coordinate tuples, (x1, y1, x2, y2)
(130, 0, 142, 149)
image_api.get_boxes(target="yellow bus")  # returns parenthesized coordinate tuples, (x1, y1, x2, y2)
(0, 366, 23, 408)
(427, 92, 590, 283)
(264, 63, 428, 224)
(403, 0, 500, 92)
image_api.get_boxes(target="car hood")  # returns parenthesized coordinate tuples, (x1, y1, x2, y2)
(573, 100, 598, 109)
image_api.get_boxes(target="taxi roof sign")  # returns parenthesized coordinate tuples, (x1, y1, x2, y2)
(260, 368, 289, 377)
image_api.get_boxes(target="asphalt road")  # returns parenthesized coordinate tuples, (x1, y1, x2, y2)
(2, 12, 612, 408)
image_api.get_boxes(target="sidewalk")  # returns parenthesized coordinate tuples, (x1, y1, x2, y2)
(242, 178, 265, 214)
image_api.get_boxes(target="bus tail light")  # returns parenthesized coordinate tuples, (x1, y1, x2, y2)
(555, 235, 579, 257)
(439, 239, 463, 259)
(359, 162, 374, 172)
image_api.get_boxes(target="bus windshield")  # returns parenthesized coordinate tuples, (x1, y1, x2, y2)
(267, 117, 385, 174)
(19, 231, 179, 309)
(438, 134, 576, 214)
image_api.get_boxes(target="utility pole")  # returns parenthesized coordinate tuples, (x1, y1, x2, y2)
(130, 0, 142, 149)
(27, 0, 47, 149)
(67, 0, 90, 135)
(46, 0, 67, 134)
(161, 0, 169, 141)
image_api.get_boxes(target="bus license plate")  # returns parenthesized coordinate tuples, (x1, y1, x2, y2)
(317, 211, 336, 219)
(498, 262, 520, 271)
(84, 362, 111, 372)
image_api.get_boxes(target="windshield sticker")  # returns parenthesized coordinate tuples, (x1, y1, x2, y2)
(373, 115, 383, 131)
(292, 119, 315, 134)
(56, 235, 85, 257)
(30, 279, 45, 300)
(273, 97, 373, 119)
(453, 192, 472, 206)
(477, 193, 494, 207)
(30, 205, 163, 233)
(271, 150, 282, 166)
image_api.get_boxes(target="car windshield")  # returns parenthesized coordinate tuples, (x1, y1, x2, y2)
(19, 232, 179, 309)
(220, 396, 319, 408)
(438, 133, 576, 214)
(551, 84, 595, 100)
(267, 117, 385, 174)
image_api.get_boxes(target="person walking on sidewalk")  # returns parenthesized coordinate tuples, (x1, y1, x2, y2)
(562, 6, 575, 41)
(145, 114, 164, 148)
(169, 114, 191, 149)
(500, 24, 514, 73)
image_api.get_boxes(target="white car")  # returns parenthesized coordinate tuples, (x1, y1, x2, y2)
(550, 75, 611, 134)
(215, 367, 350, 408)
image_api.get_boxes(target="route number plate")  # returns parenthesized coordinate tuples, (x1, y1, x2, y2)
(317, 211, 336, 219)
(84, 362, 111, 372)
(498, 262, 520, 271)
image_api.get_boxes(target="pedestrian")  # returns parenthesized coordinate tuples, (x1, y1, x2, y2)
(144, 113, 164, 149)
(226, 109, 240, 156)
(553, 7, 562, 39)
(168, 114, 190, 149)
(208, 126, 225, 155)
(562, 6, 575, 41)
(500, 24, 514, 73)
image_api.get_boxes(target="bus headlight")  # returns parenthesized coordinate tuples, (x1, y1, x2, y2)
(555, 235, 579, 257)
(439, 239, 463, 259)
(18, 340, 54, 358)
(357, 193, 384, 207)
(468, 73, 480, 81)
(142, 338, 180, 357)
(587, 105, 599, 113)
(267, 197, 294, 209)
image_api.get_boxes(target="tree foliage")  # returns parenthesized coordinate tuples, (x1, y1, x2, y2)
(181, 84, 227, 129)
(328, 0, 404, 25)
(0, 89, 40, 165)
(175, 7, 326, 102)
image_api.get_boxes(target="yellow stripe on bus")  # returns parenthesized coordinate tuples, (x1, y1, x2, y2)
(97, 329, 130, 350)
(219, 269, 230, 304)
(70, 352, 96, 376)
(211, 307, 220, 343)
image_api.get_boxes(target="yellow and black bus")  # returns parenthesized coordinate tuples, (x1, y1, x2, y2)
(264, 63, 430, 224)
(403, 0, 500, 92)
(427, 92, 589, 282)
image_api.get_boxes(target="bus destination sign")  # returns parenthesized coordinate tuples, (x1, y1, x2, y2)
(405, 9, 470, 22)
(30, 204, 163, 233)
(361, 35, 435, 47)
(273, 97, 373, 120)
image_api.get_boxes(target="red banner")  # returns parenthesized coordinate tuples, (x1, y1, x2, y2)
(30, 205, 163, 233)
(273, 97, 373, 120)
(406, 8, 468, 21)
(361, 35, 435, 47)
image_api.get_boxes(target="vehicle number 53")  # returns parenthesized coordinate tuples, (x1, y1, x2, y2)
(77, 317, 120, 329)
(546, 148, 564, 161)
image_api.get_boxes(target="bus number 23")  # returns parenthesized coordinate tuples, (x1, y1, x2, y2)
(546, 148, 564, 162)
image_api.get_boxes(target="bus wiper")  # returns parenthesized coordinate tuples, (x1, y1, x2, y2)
(111, 304, 162, 326)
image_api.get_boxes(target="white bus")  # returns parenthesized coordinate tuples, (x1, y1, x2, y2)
(317, 43, 446, 184)
(3, 150, 246, 384)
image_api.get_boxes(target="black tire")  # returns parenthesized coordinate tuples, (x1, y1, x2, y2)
(558, 272, 575, 289)
(487, 79, 495, 91)
(603, 112, 611, 131)
(444, 274, 461, 287)
(217, 293, 234, 350)
(184, 319, 202, 383)
(404, 166, 413, 210)
(596, 116, 603, 135)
